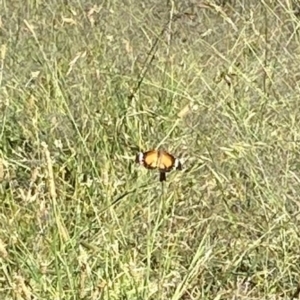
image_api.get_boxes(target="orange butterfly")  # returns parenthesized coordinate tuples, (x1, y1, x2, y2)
(136, 149, 182, 181)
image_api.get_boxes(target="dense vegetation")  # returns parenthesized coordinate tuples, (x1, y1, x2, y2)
(1, 1, 300, 299)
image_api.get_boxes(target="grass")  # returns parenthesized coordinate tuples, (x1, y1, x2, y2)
(1, 0, 300, 299)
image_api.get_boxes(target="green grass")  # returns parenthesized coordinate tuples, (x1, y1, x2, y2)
(1, 0, 300, 299)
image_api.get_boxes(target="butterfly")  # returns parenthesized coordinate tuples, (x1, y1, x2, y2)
(136, 149, 182, 181)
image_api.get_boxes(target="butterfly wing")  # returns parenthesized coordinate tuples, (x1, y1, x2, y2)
(135, 152, 144, 165)
(174, 158, 182, 170)
(157, 151, 176, 172)
(136, 150, 182, 183)
(142, 150, 159, 170)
